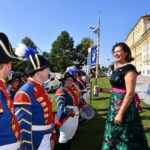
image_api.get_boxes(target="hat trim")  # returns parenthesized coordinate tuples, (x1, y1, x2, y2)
(0, 40, 18, 59)
(35, 54, 40, 69)
(29, 55, 37, 70)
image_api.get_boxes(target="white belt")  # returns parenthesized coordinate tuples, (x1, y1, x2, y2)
(67, 106, 78, 111)
(0, 142, 20, 150)
(32, 124, 52, 131)
(80, 89, 87, 92)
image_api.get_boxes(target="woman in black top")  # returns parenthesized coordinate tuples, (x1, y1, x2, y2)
(95, 42, 148, 149)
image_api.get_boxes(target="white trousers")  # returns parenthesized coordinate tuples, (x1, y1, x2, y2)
(38, 133, 52, 150)
(59, 106, 79, 143)
(0, 142, 20, 150)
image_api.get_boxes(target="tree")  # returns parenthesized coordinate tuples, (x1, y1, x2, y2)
(42, 51, 49, 59)
(75, 37, 93, 68)
(49, 31, 76, 73)
(12, 60, 27, 73)
(110, 62, 115, 71)
(22, 37, 37, 50)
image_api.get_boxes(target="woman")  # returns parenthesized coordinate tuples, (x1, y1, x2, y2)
(95, 42, 148, 149)
(55, 72, 80, 150)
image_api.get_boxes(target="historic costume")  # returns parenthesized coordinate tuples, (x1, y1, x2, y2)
(7, 71, 20, 100)
(77, 70, 89, 102)
(0, 33, 20, 149)
(101, 64, 148, 150)
(14, 53, 56, 150)
(7, 85, 18, 99)
(66, 67, 89, 124)
(55, 72, 80, 150)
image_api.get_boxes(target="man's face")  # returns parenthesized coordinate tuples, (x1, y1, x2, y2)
(5, 61, 12, 77)
(64, 77, 74, 87)
(39, 67, 50, 82)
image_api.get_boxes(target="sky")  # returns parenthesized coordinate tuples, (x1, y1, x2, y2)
(0, 0, 150, 67)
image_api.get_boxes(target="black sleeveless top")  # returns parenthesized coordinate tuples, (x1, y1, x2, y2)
(110, 64, 137, 89)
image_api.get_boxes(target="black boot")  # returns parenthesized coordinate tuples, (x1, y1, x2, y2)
(67, 139, 72, 150)
(58, 142, 68, 150)
(58, 140, 72, 150)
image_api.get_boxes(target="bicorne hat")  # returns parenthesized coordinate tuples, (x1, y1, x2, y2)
(26, 54, 51, 75)
(0, 32, 19, 62)
(7, 71, 21, 84)
(58, 72, 76, 82)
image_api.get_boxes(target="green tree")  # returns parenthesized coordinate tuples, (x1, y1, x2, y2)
(49, 31, 76, 72)
(22, 37, 37, 50)
(42, 51, 49, 59)
(110, 62, 114, 71)
(75, 37, 93, 68)
(12, 61, 27, 72)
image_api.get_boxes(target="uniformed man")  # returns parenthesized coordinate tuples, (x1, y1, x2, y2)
(0, 32, 20, 149)
(55, 72, 80, 150)
(7, 71, 20, 100)
(14, 53, 56, 150)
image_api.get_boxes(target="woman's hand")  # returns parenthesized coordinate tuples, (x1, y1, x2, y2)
(94, 85, 100, 92)
(114, 113, 123, 124)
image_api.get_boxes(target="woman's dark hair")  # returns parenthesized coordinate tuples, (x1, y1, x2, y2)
(112, 42, 134, 62)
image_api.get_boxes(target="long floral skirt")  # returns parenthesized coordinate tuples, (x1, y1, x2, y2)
(101, 92, 149, 150)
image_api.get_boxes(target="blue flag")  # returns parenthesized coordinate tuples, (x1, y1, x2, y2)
(91, 46, 97, 67)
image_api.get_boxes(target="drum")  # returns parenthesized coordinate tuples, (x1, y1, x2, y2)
(80, 105, 95, 120)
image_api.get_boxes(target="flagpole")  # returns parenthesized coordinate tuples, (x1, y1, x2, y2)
(95, 16, 100, 85)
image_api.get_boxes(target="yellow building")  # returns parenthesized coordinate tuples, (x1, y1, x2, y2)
(125, 15, 150, 75)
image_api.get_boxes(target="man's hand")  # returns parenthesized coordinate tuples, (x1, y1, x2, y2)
(50, 140, 55, 150)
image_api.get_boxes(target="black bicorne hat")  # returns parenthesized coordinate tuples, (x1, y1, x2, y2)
(0, 32, 20, 62)
(77, 69, 86, 76)
(59, 72, 77, 82)
(7, 71, 21, 84)
(27, 54, 51, 75)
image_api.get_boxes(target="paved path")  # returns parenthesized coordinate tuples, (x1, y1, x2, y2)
(136, 75, 150, 105)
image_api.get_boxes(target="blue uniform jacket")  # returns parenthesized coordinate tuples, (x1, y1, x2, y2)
(7, 86, 18, 100)
(14, 78, 54, 150)
(0, 79, 20, 146)
(55, 86, 79, 125)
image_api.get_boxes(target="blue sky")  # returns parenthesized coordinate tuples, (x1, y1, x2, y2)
(0, 0, 150, 67)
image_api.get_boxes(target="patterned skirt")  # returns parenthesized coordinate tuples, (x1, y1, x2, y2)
(101, 91, 149, 150)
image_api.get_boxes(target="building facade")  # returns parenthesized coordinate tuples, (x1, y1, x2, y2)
(125, 15, 150, 75)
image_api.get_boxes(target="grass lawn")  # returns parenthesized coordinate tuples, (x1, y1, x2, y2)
(49, 77, 150, 150)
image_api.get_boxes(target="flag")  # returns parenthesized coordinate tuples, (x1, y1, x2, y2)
(89, 26, 99, 34)
(87, 47, 91, 67)
(91, 46, 97, 67)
